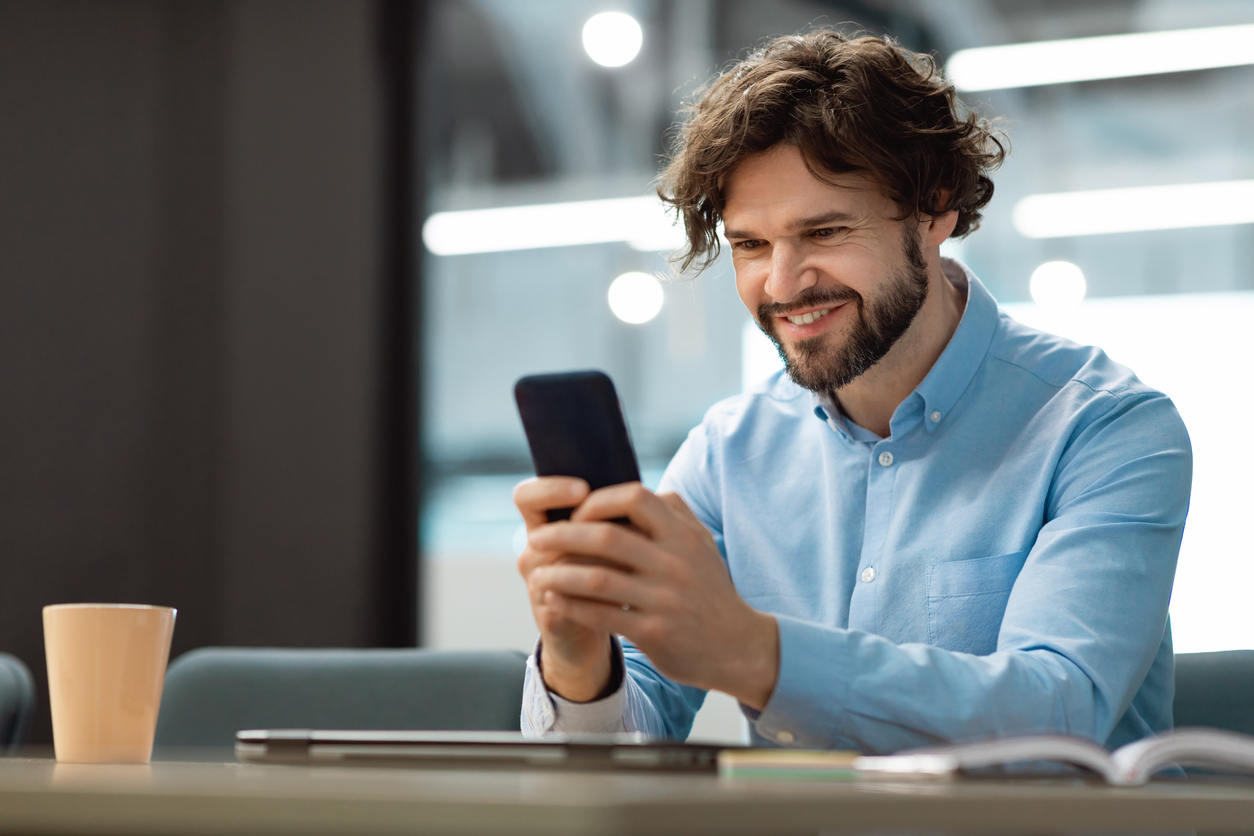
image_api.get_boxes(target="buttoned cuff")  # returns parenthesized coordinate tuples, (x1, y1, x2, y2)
(750, 615, 853, 747)
(520, 636, 629, 736)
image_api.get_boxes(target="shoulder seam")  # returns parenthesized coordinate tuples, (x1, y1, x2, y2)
(739, 370, 806, 404)
(985, 351, 1142, 402)
(749, 385, 806, 404)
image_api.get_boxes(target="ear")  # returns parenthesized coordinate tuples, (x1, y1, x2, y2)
(922, 190, 959, 248)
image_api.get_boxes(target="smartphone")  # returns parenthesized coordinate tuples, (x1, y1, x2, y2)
(514, 370, 641, 522)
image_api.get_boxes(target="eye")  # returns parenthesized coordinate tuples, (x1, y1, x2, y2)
(732, 239, 764, 251)
(812, 226, 846, 239)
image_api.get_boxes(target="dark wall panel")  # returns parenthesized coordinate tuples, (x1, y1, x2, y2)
(0, 0, 417, 745)
(144, 0, 231, 664)
(217, 0, 382, 647)
(0, 2, 163, 615)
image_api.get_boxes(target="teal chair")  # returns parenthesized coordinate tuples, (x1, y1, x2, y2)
(1174, 650, 1254, 735)
(0, 653, 35, 755)
(154, 647, 528, 749)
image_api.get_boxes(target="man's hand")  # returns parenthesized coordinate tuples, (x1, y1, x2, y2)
(523, 482, 780, 711)
(514, 477, 613, 702)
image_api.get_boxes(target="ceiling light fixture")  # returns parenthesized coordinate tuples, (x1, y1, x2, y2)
(608, 271, 664, 324)
(1029, 261, 1087, 308)
(947, 23, 1254, 91)
(582, 12, 643, 68)
(1013, 180, 1254, 238)
(422, 197, 683, 256)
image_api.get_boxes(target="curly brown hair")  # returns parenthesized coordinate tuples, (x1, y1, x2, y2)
(658, 31, 1007, 273)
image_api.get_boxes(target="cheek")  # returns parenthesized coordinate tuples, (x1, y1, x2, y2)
(818, 248, 887, 295)
(733, 263, 766, 315)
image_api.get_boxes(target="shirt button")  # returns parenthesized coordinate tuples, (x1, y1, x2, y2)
(861, 566, 876, 583)
(878, 451, 894, 467)
(776, 731, 795, 744)
(930, 410, 942, 423)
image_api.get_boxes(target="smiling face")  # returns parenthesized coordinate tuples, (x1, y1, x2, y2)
(723, 144, 932, 393)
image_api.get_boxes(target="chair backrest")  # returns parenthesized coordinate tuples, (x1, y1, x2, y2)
(0, 653, 35, 754)
(154, 647, 527, 749)
(1174, 650, 1254, 735)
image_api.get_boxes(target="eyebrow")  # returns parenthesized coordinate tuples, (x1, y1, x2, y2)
(723, 210, 858, 240)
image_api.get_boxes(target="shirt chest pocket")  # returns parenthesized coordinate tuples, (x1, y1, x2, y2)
(926, 550, 1029, 656)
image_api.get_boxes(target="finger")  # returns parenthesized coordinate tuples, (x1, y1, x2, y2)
(569, 482, 674, 538)
(543, 590, 639, 635)
(518, 521, 630, 581)
(519, 547, 555, 589)
(513, 477, 589, 530)
(528, 519, 662, 574)
(531, 563, 653, 610)
(525, 557, 579, 615)
(525, 560, 557, 610)
(517, 540, 568, 578)
(518, 521, 635, 588)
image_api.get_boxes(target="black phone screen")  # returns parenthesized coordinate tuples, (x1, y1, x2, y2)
(514, 370, 641, 522)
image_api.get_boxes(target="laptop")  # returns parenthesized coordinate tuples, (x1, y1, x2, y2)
(235, 729, 738, 772)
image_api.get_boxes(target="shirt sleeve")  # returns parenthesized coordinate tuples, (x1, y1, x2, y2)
(751, 389, 1192, 754)
(659, 419, 727, 559)
(520, 636, 679, 737)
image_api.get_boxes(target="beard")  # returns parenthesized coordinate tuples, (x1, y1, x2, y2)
(757, 229, 930, 393)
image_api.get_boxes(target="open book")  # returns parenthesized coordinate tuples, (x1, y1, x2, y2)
(854, 728, 1254, 786)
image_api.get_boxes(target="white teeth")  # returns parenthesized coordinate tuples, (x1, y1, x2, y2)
(786, 308, 831, 326)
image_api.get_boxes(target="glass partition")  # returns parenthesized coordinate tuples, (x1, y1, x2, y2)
(420, 0, 1254, 691)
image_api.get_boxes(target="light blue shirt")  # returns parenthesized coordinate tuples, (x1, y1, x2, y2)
(522, 260, 1192, 754)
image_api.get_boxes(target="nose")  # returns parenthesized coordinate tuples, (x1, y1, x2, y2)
(762, 241, 818, 304)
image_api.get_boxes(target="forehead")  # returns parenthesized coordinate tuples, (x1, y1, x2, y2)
(722, 145, 891, 230)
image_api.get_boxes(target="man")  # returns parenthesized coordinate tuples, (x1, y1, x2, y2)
(515, 31, 1191, 753)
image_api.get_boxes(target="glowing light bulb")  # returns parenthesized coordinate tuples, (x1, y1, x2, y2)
(1030, 261, 1087, 309)
(582, 12, 643, 67)
(608, 271, 663, 324)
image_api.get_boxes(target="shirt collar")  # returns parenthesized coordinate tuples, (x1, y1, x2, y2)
(913, 258, 999, 434)
(811, 258, 1000, 439)
(813, 391, 882, 443)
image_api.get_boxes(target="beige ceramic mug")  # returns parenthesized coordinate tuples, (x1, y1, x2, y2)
(43, 604, 177, 764)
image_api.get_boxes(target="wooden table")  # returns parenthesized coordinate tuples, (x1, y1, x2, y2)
(2, 756, 1254, 835)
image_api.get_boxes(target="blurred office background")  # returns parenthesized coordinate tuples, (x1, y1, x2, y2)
(1, 0, 1251, 744)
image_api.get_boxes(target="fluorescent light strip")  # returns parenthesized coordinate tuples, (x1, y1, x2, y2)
(1013, 180, 1254, 238)
(422, 196, 685, 256)
(947, 23, 1254, 91)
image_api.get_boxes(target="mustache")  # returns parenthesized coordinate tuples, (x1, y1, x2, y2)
(757, 285, 861, 321)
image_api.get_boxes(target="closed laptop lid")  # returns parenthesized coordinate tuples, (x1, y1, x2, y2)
(235, 729, 737, 772)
